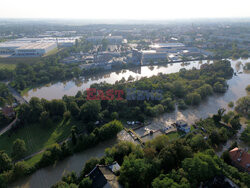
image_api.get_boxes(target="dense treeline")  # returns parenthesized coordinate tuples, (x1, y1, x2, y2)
(0, 60, 235, 186)
(0, 38, 95, 91)
(0, 83, 13, 107)
(51, 115, 249, 188)
(14, 60, 234, 132)
(0, 83, 14, 129)
(0, 120, 123, 187)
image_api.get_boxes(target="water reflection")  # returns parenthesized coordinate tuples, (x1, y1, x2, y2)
(23, 60, 206, 101)
(12, 59, 250, 188)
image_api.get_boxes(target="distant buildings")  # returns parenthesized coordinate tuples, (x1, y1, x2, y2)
(86, 36, 124, 45)
(141, 50, 168, 64)
(2, 106, 15, 118)
(0, 37, 79, 57)
(229, 148, 250, 173)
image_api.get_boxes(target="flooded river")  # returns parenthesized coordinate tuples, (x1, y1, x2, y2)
(13, 59, 250, 187)
(23, 61, 206, 101)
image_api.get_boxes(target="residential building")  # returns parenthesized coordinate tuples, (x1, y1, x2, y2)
(229, 148, 250, 173)
(176, 120, 191, 133)
(2, 106, 15, 118)
(86, 162, 121, 188)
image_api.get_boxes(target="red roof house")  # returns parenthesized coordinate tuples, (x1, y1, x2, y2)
(229, 147, 250, 173)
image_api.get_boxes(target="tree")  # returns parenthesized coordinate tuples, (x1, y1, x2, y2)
(51, 181, 69, 188)
(111, 112, 119, 120)
(79, 158, 100, 179)
(213, 108, 226, 123)
(11, 139, 27, 160)
(13, 161, 30, 178)
(49, 99, 67, 117)
(235, 96, 250, 118)
(69, 102, 80, 118)
(173, 81, 186, 98)
(190, 134, 208, 151)
(119, 156, 152, 187)
(80, 101, 101, 122)
(0, 151, 12, 174)
(185, 92, 201, 105)
(62, 171, 78, 185)
(79, 177, 92, 188)
(71, 127, 77, 146)
(152, 174, 190, 188)
(182, 153, 221, 187)
(240, 124, 250, 145)
(39, 111, 50, 124)
(213, 82, 226, 93)
(230, 116, 241, 131)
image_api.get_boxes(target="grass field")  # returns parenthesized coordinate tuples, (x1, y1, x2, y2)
(0, 62, 16, 70)
(166, 131, 183, 140)
(0, 118, 81, 157)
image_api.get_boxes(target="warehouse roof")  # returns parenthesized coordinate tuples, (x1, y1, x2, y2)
(17, 42, 56, 50)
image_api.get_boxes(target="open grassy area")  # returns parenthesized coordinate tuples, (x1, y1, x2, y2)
(0, 62, 16, 70)
(166, 131, 183, 140)
(0, 118, 81, 157)
(25, 152, 43, 166)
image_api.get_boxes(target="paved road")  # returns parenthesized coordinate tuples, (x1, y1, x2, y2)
(0, 117, 18, 136)
(7, 85, 28, 104)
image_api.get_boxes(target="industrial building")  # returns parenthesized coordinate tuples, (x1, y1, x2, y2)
(86, 36, 124, 44)
(15, 43, 57, 56)
(141, 50, 168, 64)
(0, 41, 57, 56)
(0, 37, 79, 57)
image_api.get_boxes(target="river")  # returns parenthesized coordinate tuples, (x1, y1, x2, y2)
(12, 59, 250, 187)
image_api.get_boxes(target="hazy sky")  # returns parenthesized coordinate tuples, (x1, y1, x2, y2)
(1, 0, 250, 20)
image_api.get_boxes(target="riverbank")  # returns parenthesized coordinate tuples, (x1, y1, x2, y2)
(4, 59, 250, 187)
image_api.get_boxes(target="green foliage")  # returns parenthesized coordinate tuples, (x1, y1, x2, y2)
(13, 161, 30, 179)
(11, 139, 27, 161)
(235, 96, 250, 118)
(0, 151, 12, 174)
(80, 158, 100, 179)
(62, 172, 78, 185)
(182, 152, 221, 187)
(240, 123, 250, 145)
(80, 100, 101, 122)
(0, 83, 13, 106)
(246, 85, 250, 92)
(185, 92, 201, 105)
(228, 101, 234, 108)
(79, 177, 92, 188)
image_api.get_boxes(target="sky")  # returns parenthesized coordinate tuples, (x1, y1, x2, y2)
(0, 0, 250, 20)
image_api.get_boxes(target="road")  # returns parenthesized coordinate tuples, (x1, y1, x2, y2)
(0, 82, 27, 136)
(7, 85, 28, 104)
(0, 117, 18, 136)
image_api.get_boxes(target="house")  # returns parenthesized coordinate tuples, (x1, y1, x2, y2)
(176, 120, 190, 133)
(2, 106, 15, 118)
(86, 162, 122, 188)
(229, 148, 250, 173)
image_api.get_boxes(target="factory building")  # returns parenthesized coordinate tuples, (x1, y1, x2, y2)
(15, 43, 57, 56)
(0, 37, 79, 57)
(141, 50, 168, 64)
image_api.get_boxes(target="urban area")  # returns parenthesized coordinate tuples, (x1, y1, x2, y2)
(0, 19, 249, 188)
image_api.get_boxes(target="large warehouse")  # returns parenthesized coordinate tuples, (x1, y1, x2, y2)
(0, 40, 57, 57)
(0, 37, 79, 57)
(15, 43, 57, 56)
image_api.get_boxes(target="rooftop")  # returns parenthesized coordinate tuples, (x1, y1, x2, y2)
(17, 42, 56, 50)
(229, 148, 250, 172)
(150, 43, 185, 49)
